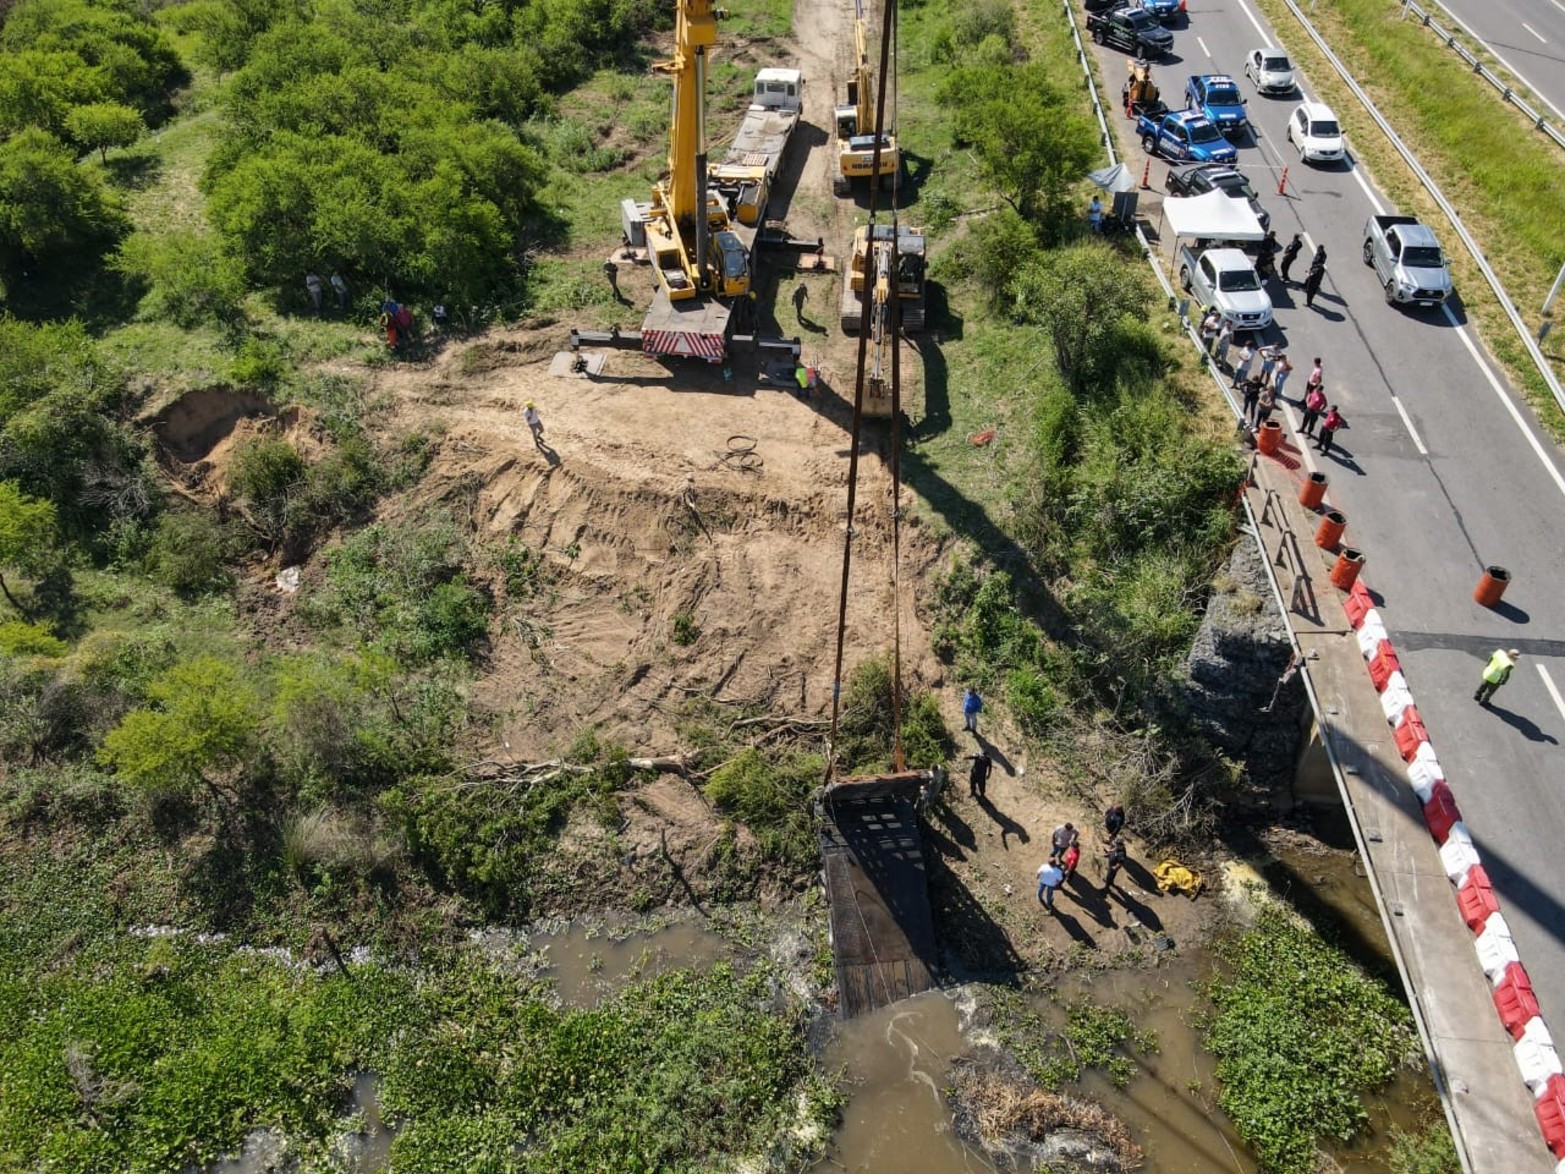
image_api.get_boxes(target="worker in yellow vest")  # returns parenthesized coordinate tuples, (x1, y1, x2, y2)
(1474, 648, 1520, 706)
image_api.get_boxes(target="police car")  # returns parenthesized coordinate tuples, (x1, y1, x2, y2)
(1185, 74, 1248, 137)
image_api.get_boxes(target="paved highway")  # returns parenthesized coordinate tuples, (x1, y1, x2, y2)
(1423, 0, 1565, 122)
(1089, 0, 1565, 1164)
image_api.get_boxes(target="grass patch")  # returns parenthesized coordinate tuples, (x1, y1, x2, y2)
(1200, 904, 1421, 1173)
(1247, 0, 1565, 433)
(987, 987, 1159, 1090)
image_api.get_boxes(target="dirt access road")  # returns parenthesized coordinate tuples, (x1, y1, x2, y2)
(367, 0, 933, 761)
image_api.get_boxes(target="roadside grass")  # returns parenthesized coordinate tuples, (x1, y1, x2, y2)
(1247, 0, 1565, 437)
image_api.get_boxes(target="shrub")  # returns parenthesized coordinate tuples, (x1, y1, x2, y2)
(1006, 666, 1060, 738)
(229, 336, 288, 389)
(703, 748, 821, 869)
(97, 655, 263, 797)
(0, 620, 67, 658)
(227, 435, 306, 541)
(670, 611, 700, 646)
(113, 230, 247, 328)
(144, 508, 241, 597)
(0, 128, 128, 290)
(62, 101, 143, 163)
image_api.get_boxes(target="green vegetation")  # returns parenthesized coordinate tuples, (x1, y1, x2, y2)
(1389, 1118, 1461, 1174)
(989, 988, 1159, 1090)
(0, 915, 835, 1171)
(1201, 905, 1421, 1173)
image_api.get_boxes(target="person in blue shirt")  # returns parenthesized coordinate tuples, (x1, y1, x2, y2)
(962, 686, 983, 735)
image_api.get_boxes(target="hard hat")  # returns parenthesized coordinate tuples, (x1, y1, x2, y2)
(525, 400, 535, 408)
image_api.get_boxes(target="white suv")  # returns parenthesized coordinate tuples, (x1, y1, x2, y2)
(1179, 246, 1273, 329)
(1287, 101, 1345, 163)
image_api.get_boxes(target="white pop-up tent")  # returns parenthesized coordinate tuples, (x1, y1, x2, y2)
(1161, 188, 1265, 242)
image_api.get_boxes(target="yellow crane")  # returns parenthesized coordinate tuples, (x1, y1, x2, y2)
(643, 0, 732, 301)
(833, 0, 900, 196)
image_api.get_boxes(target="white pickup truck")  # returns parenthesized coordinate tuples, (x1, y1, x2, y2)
(1362, 215, 1452, 308)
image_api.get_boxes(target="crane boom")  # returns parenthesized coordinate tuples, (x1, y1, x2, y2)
(647, 0, 724, 299)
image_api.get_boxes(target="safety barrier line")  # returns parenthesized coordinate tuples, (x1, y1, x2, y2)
(1338, 581, 1565, 1166)
(1277, 0, 1565, 418)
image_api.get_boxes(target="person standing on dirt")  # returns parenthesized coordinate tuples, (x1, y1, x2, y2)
(1049, 822, 1079, 866)
(603, 259, 619, 298)
(962, 686, 983, 736)
(1474, 649, 1521, 705)
(305, 272, 323, 314)
(1104, 803, 1126, 841)
(1279, 233, 1304, 282)
(967, 750, 992, 800)
(1060, 841, 1081, 882)
(1036, 860, 1065, 912)
(792, 282, 808, 317)
(1103, 837, 1128, 890)
(523, 400, 545, 449)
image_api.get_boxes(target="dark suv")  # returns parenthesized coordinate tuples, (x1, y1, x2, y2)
(1164, 164, 1270, 230)
(1086, 6, 1174, 57)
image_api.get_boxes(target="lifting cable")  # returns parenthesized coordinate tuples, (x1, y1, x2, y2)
(825, 0, 903, 786)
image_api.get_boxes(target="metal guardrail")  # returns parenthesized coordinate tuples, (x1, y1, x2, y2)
(1279, 0, 1565, 417)
(1398, 0, 1565, 152)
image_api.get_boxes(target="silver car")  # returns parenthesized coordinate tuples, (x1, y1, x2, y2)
(1179, 246, 1274, 329)
(1244, 47, 1296, 95)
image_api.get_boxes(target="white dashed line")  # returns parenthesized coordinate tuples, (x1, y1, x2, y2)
(1522, 21, 1548, 42)
(1442, 304, 1565, 500)
(1348, 161, 1386, 215)
(1197, 35, 1212, 57)
(1232, 0, 1274, 43)
(1538, 665, 1565, 725)
(1390, 394, 1429, 455)
(1550, 0, 1565, 16)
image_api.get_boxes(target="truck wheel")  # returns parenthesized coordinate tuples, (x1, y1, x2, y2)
(1142, 134, 1157, 155)
(1361, 239, 1373, 266)
(1385, 280, 1398, 305)
(1179, 266, 1192, 292)
(1092, 25, 1104, 43)
(832, 174, 849, 197)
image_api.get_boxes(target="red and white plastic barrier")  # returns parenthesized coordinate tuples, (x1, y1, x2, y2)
(1330, 555, 1561, 1162)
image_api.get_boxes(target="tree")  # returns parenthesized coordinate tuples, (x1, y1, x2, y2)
(113, 228, 248, 327)
(0, 128, 126, 287)
(0, 481, 59, 613)
(64, 101, 143, 163)
(941, 63, 1098, 239)
(1012, 241, 1154, 394)
(98, 656, 262, 797)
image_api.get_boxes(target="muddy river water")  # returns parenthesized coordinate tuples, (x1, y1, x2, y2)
(808, 830, 1440, 1173)
(207, 826, 1438, 1172)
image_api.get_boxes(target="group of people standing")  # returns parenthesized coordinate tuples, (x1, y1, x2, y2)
(1256, 232, 1328, 308)
(1034, 805, 1129, 911)
(1199, 318, 1348, 458)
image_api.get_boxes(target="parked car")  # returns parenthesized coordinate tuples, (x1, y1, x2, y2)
(1243, 47, 1296, 94)
(1135, 0, 1185, 23)
(1363, 215, 1452, 306)
(1084, 0, 1120, 14)
(1178, 246, 1274, 329)
(1136, 110, 1239, 164)
(1185, 74, 1248, 137)
(1086, 6, 1174, 57)
(1165, 164, 1270, 230)
(1286, 101, 1345, 163)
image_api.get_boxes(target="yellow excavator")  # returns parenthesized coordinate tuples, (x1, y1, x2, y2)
(642, 0, 733, 301)
(833, 0, 899, 196)
(841, 222, 926, 417)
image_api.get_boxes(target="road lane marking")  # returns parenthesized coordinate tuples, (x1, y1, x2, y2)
(1348, 161, 1387, 215)
(1522, 21, 1548, 42)
(1233, 0, 1274, 43)
(1442, 304, 1565, 499)
(1390, 394, 1429, 454)
(1538, 665, 1565, 725)
(1551, 0, 1565, 16)
(1197, 35, 1212, 57)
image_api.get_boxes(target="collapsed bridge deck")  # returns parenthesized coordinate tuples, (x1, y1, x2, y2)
(819, 772, 941, 1018)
